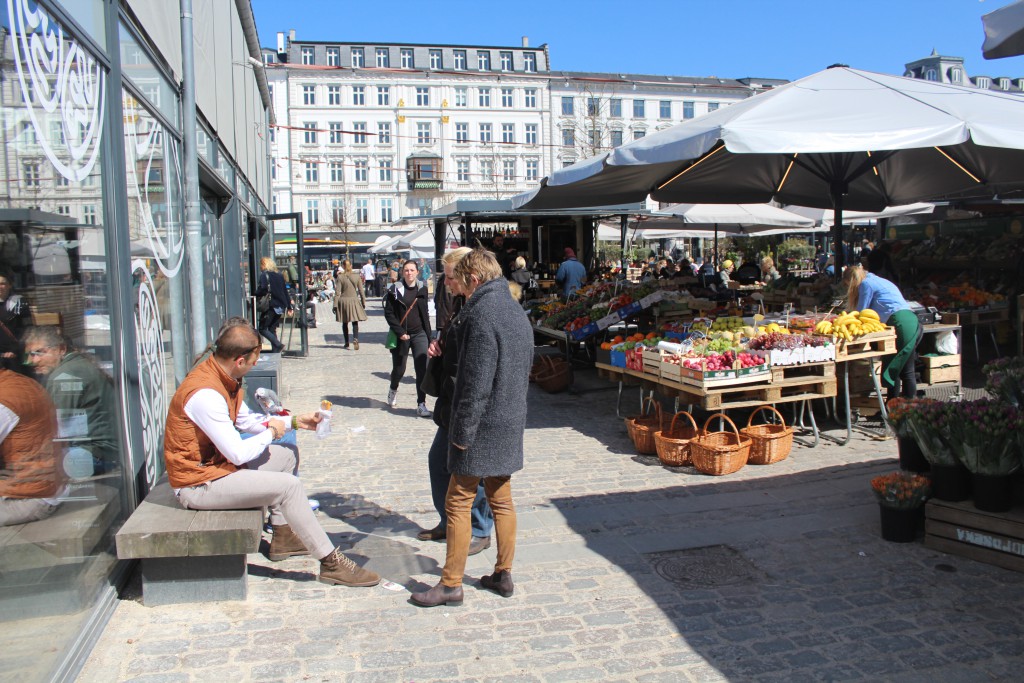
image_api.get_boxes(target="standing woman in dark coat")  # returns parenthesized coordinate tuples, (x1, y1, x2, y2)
(254, 257, 291, 353)
(333, 260, 367, 350)
(383, 260, 432, 416)
(412, 249, 534, 608)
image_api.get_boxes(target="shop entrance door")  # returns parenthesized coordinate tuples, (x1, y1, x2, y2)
(262, 213, 307, 357)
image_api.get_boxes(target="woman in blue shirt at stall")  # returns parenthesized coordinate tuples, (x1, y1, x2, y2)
(843, 264, 921, 399)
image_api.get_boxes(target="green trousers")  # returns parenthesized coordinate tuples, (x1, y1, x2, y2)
(883, 309, 920, 389)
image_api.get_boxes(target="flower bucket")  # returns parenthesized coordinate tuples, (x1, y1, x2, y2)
(929, 462, 971, 502)
(972, 473, 1015, 513)
(897, 436, 930, 474)
(879, 505, 922, 543)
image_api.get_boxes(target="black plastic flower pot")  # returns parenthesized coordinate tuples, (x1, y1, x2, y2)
(929, 462, 971, 502)
(897, 436, 930, 474)
(878, 504, 923, 543)
(972, 473, 1015, 513)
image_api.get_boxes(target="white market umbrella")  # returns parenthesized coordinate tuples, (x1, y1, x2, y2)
(983, 0, 1024, 59)
(517, 66, 1024, 274)
(784, 202, 935, 227)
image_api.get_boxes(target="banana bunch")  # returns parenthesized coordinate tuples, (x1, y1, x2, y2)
(815, 309, 885, 340)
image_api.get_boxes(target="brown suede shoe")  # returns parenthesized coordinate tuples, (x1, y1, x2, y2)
(468, 535, 491, 556)
(353, 339, 360, 350)
(480, 570, 514, 597)
(268, 524, 307, 561)
(318, 548, 381, 587)
(411, 581, 464, 607)
(416, 525, 446, 542)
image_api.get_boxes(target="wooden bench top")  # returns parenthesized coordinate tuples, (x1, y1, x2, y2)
(115, 480, 263, 560)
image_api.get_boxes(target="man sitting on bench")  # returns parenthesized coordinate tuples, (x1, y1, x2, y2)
(164, 321, 379, 587)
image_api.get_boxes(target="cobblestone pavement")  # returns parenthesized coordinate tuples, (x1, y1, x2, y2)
(78, 303, 1024, 682)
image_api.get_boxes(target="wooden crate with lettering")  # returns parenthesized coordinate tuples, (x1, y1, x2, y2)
(925, 499, 1024, 574)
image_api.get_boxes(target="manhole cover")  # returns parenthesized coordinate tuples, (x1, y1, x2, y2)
(646, 545, 761, 588)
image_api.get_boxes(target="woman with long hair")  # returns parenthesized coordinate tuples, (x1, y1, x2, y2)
(383, 260, 432, 416)
(254, 257, 291, 353)
(333, 260, 367, 350)
(843, 264, 921, 399)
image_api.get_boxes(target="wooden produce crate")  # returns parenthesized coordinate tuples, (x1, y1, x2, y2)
(660, 360, 771, 389)
(921, 354, 961, 385)
(830, 328, 898, 361)
(966, 306, 1010, 326)
(642, 348, 667, 378)
(769, 361, 836, 384)
(925, 499, 1024, 574)
(666, 375, 837, 411)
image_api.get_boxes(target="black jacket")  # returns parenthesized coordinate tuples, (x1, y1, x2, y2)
(384, 281, 432, 338)
(255, 271, 291, 310)
(431, 293, 464, 431)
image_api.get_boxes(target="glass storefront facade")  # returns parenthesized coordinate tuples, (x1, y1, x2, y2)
(0, 2, 271, 680)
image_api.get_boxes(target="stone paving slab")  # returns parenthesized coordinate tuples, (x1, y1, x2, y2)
(75, 306, 1024, 682)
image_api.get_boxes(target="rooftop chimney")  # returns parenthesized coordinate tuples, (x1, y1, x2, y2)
(288, 29, 296, 43)
(522, 36, 529, 47)
(277, 32, 284, 54)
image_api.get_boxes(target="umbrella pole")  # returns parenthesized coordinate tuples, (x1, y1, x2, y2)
(620, 214, 628, 268)
(714, 224, 719, 268)
(831, 188, 845, 282)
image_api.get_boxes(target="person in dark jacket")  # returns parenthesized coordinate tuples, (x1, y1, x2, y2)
(412, 248, 534, 608)
(254, 257, 291, 353)
(508, 256, 533, 302)
(415, 248, 494, 555)
(0, 271, 31, 372)
(383, 260, 432, 416)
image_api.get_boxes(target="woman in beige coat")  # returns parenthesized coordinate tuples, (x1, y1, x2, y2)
(333, 260, 367, 349)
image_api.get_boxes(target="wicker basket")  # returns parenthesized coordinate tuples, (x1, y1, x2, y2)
(654, 411, 700, 467)
(532, 355, 572, 393)
(690, 414, 751, 476)
(625, 398, 662, 455)
(741, 405, 794, 465)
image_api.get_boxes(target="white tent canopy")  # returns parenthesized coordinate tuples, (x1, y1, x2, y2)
(783, 202, 935, 227)
(367, 225, 435, 258)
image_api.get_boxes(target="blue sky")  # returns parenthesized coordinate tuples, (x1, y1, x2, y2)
(250, 0, 1024, 81)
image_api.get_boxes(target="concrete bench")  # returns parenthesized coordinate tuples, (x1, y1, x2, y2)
(115, 478, 263, 606)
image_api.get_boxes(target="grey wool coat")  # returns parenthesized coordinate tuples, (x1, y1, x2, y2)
(447, 276, 534, 477)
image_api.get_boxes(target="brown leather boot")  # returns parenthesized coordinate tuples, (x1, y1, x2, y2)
(479, 570, 514, 597)
(411, 581, 464, 607)
(268, 524, 307, 561)
(318, 548, 381, 587)
(353, 339, 359, 350)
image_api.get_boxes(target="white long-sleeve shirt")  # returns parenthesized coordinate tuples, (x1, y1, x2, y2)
(183, 389, 291, 467)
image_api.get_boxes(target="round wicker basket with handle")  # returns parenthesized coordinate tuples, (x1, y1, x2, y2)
(690, 414, 751, 476)
(532, 355, 572, 393)
(741, 405, 794, 465)
(625, 397, 662, 455)
(654, 411, 700, 467)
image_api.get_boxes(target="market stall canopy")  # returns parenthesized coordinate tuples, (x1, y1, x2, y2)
(652, 203, 816, 231)
(982, 0, 1024, 59)
(367, 225, 435, 255)
(783, 202, 935, 227)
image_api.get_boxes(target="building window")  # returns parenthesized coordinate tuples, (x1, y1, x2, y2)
(304, 161, 318, 183)
(430, 49, 443, 69)
(301, 46, 314, 65)
(23, 162, 39, 187)
(609, 98, 622, 118)
(326, 47, 340, 66)
(502, 158, 515, 181)
(561, 158, 575, 169)
(356, 198, 369, 223)
(377, 122, 391, 143)
(707, 102, 719, 112)
(457, 159, 470, 181)
(588, 128, 599, 148)
(351, 47, 364, 68)
(417, 122, 432, 144)
(354, 159, 368, 182)
(633, 129, 646, 140)
(265, 53, 276, 64)
(56, 204, 71, 215)
(500, 51, 513, 71)
(401, 48, 414, 69)
(329, 122, 343, 144)
(525, 159, 539, 181)
(416, 86, 430, 106)
(479, 123, 492, 144)
(353, 86, 365, 105)
(380, 198, 393, 223)
(501, 123, 515, 143)
(586, 97, 598, 116)
(271, 163, 277, 181)
(610, 129, 623, 147)
(329, 161, 344, 182)
(561, 96, 574, 116)
(454, 87, 467, 107)
(453, 49, 467, 70)
(683, 101, 694, 119)
(660, 100, 671, 119)
(303, 122, 317, 144)
(353, 121, 367, 144)
(1000, 77, 1011, 90)
(480, 158, 494, 182)
(327, 86, 341, 106)
(477, 50, 491, 71)
(379, 158, 393, 182)
(479, 88, 491, 107)
(306, 199, 319, 224)
(417, 198, 432, 216)
(377, 86, 390, 106)
(501, 88, 514, 108)
(375, 48, 389, 68)
(302, 85, 316, 105)
(455, 122, 469, 143)
(925, 68, 938, 81)
(951, 69, 963, 84)
(524, 88, 537, 108)
(976, 77, 991, 89)
(55, 172, 69, 187)
(331, 198, 345, 223)
(525, 123, 538, 145)
(83, 204, 96, 224)
(561, 128, 575, 147)
(524, 52, 536, 72)
(633, 99, 645, 117)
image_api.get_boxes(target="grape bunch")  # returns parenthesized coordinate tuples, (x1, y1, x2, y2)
(748, 332, 805, 351)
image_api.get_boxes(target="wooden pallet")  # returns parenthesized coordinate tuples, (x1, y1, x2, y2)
(925, 499, 1024, 574)
(664, 376, 837, 410)
(769, 361, 836, 383)
(835, 330, 897, 361)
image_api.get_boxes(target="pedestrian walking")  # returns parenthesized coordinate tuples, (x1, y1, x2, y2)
(254, 257, 290, 353)
(360, 259, 377, 298)
(333, 260, 367, 350)
(383, 260, 432, 416)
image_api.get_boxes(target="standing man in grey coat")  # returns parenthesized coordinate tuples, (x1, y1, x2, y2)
(412, 249, 534, 607)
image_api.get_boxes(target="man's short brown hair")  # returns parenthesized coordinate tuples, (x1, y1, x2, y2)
(213, 323, 260, 360)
